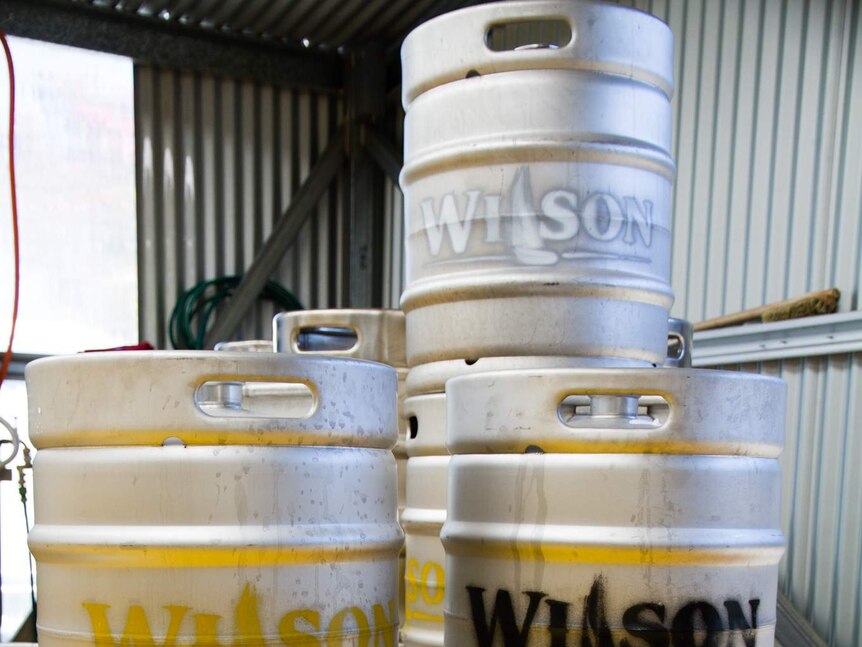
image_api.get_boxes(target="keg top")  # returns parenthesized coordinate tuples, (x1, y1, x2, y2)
(26, 352, 398, 449)
(446, 368, 786, 457)
(401, 0, 674, 108)
(274, 308, 406, 367)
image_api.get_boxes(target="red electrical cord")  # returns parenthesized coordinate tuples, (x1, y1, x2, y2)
(0, 32, 17, 389)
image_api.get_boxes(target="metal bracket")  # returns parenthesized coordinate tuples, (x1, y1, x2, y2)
(692, 310, 862, 366)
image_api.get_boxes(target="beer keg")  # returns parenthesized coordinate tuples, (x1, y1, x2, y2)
(401, 392, 448, 647)
(400, 1, 675, 367)
(442, 368, 786, 646)
(274, 309, 410, 636)
(27, 352, 402, 647)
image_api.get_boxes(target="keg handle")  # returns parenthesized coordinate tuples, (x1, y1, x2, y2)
(558, 393, 669, 430)
(293, 325, 360, 353)
(276, 314, 362, 355)
(484, 17, 574, 53)
(195, 379, 317, 419)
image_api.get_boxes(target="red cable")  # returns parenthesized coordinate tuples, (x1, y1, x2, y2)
(0, 31, 17, 389)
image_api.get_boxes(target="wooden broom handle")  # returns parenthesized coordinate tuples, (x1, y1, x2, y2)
(693, 288, 840, 332)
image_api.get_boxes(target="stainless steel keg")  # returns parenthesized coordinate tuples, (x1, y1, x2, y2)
(274, 308, 410, 636)
(27, 352, 402, 647)
(401, 392, 447, 647)
(442, 368, 785, 646)
(274, 308, 409, 441)
(274, 309, 408, 496)
(400, 1, 675, 367)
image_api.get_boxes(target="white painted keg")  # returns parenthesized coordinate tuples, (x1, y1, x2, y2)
(400, 0, 675, 366)
(442, 368, 786, 646)
(400, 393, 447, 647)
(26, 352, 402, 647)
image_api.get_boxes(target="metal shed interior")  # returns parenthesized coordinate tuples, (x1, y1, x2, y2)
(1, 1, 861, 646)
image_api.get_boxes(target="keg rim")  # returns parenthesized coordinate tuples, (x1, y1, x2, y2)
(402, 0, 674, 107)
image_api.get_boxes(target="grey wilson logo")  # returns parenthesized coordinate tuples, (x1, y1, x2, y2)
(467, 578, 761, 647)
(419, 167, 656, 266)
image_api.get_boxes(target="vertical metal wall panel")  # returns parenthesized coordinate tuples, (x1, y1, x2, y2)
(135, 65, 345, 347)
(719, 354, 862, 646)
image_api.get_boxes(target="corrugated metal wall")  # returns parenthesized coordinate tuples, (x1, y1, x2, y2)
(135, 65, 346, 347)
(718, 354, 862, 647)
(635, 0, 862, 320)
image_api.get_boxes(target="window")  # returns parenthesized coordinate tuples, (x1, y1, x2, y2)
(0, 36, 136, 640)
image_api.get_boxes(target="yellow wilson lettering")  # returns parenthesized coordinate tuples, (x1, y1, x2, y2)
(193, 614, 226, 646)
(419, 562, 445, 606)
(326, 607, 369, 647)
(404, 559, 445, 624)
(370, 602, 396, 647)
(405, 558, 420, 602)
(278, 609, 321, 646)
(234, 583, 265, 644)
(83, 603, 189, 647)
(83, 586, 395, 646)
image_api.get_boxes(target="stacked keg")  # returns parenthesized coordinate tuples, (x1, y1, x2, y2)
(272, 309, 410, 631)
(26, 352, 403, 646)
(399, 2, 786, 646)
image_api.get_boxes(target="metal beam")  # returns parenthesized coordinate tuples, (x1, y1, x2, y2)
(203, 127, 346, 348)
(0, 0, 342, 91)
(346, 42, 387, 307)
(365, 126, 402, 185)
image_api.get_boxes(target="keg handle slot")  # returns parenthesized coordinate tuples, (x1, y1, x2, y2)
(293, 325, 359, 353)
(195, 380, 316, 419)
(558, 394, 669, 430)
(484, 18, 573, 52)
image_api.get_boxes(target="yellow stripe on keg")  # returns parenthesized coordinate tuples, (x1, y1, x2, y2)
(29, 541, 403, 568)
(446, 542, 785, 566)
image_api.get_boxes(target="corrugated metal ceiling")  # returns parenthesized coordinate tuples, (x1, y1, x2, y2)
(72, 0, 486, 51)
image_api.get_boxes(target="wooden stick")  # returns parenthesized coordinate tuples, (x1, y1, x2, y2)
(693, 288, 840, 332)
